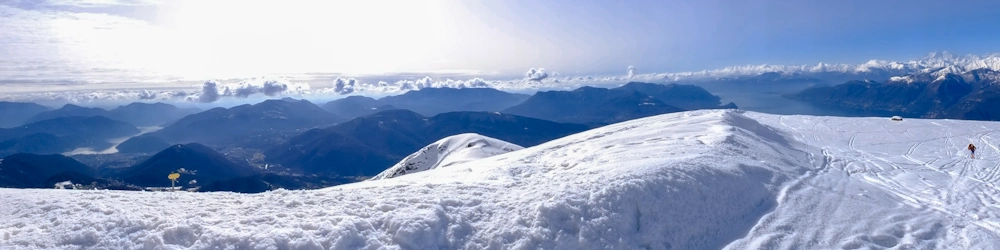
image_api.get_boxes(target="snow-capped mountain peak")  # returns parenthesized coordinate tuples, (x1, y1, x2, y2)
(888, 75, 916, 84)
(658, 51, 1000, 81)
(930, 65, 966, 77)
(369, 133, 524, 180)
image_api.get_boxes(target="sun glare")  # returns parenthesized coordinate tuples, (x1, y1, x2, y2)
(149, 0, 455, 78)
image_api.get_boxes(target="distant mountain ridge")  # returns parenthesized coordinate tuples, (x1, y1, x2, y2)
(0, 116, 140, 156)
(503, 82, 734, 125)
(106, 102, 200, 126)
(659, 51, 1000, 82)
(322, 87, 529, 118)
(0, 102, 49, 128)
(0, 116, 139, 142)
(504, 86, 683, 125)
(134, 98, 345, 148)
(321, 96, 398, 119)
(265, 109, 589, 176)
(789, 69, 1000, 120)
(0, 133, 87, 157)
(616, 82, 737, 110)
(24, 104, 108, 125)
(22, 102, 199, 127)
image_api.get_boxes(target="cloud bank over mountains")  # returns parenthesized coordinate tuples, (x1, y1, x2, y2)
(192, 77, 311, 103)
(4, 52, 1000, 104)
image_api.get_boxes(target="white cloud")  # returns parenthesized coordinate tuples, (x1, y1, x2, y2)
(306, 76, 534, 96)
(197, 80, 221, 103)
(224, 78, 306, 98)
(0, 73, 633, 104)
(0, 88, 192, 105)
(0, 2, 181, 83)
(137, 89, 156, 100)
(462, 78, 489, 88)
(189, 77, 310, 103)
(525, 68, 548, 81)
(10, 51, 1000, 104)
(333, 77, 357, 94)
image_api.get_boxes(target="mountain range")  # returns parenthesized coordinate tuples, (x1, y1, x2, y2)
(320, 96, 398, 119)
(21, 102, 199, 127)
(504, 82, 735, 125)
(129, 98, 344, 149)
(103, 102, 201, 127)
(659, 51, 1000, 82)
(0, 102, 49, 128)
(264, 109, 589, 176)
(1, 84, 733, 191)
(789, 69, 1000, 120)
(322, 87, 530, 118)
(23, 104, 108, 125)
(0, 116, 140, 156)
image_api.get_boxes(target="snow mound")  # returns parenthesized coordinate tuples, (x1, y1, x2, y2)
(2, 110, 999, 249)
(369, 133, 523, 180)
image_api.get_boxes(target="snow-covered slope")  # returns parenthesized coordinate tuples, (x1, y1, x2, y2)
(2, 110, 1000, 249)
(369, 133, 523, 180)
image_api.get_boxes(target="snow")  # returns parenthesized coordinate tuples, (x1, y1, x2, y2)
(727, 113, 1000, 249)
(2, 110, 1000, 249)
(53, 181, 73, 189)
(369, 133, 523, 181)
(889, 75, 916, 84)
(661, 52, 1000, 80)
(931, 65, 966, 78)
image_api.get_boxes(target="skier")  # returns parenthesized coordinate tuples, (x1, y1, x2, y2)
(968, 143, 977, 159)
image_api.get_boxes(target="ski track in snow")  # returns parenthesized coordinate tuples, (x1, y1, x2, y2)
(734, 114, 1000, 249)
(1, 110, 1000, 249)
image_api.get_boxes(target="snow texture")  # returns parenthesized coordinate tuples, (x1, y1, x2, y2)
(369, 133, 523, 181)
(1, 110, 999, 249)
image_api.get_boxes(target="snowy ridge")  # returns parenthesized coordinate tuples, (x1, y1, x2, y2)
(889, 75, 917, 84)
(884, 66, 1000, 86)
(2, 110, 1000, 249)
(369, 133, 523, 181)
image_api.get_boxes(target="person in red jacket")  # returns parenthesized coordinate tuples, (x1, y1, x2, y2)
(968, 143, 977, 159)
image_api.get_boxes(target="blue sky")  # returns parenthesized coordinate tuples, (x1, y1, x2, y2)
(468, 0, 1000, 74)
(0, 0, 999, 101)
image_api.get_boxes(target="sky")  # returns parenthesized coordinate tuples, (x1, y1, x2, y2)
(1, 0, 999, 103)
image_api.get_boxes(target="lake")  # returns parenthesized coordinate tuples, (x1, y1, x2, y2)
(696, 83, 900, 118)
